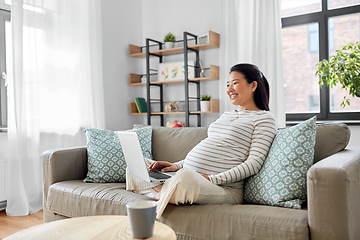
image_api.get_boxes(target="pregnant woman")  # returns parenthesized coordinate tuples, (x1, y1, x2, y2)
(126, 63, 277, 218)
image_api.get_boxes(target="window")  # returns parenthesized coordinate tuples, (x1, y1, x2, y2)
(281, 0, 322, 18)
(309, 23, 319, 52)
(282, 0, 360, 123)
(0, 0, 10, 129)
(283, 23, 320, 114)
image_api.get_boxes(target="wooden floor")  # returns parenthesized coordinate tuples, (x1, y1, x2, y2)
(0, 210, 44, 239)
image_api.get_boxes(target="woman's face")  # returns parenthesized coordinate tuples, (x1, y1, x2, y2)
(226, 71, 257, 108)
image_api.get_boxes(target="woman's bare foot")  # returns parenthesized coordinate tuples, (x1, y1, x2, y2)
(152, 184, 163, 200)
(153, 191, 161, 201)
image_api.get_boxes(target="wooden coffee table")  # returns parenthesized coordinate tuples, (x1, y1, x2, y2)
(4, 215, 176, 240)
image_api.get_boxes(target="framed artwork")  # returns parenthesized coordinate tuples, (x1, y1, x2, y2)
(158, 61, 195, 82)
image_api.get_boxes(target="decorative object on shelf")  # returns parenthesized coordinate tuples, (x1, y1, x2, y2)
(197, 33, 209, 44)
(165, 101, 179, 112)
(163, 32, 176, 49)
(199, 62, 205, 78)
(200, 95, 211, 112)
(134, 98, 147, 113)
(158, 61, 194, 81)
(315, 41, 360, 108)
(166, 121, 186, 128)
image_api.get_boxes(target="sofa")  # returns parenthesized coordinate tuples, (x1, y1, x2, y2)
(42, 124, 360, 240)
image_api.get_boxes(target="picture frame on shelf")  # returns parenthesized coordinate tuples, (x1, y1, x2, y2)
(198, 33, 209, 45)
(158, 61, 195, 82)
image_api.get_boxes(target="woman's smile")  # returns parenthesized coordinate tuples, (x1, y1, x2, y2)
(229, 92, 239, 100)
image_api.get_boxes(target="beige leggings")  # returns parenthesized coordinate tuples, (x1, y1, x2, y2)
(126, 165, 243, 218)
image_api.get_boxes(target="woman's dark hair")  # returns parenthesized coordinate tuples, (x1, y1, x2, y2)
(229, 63, 270, 111)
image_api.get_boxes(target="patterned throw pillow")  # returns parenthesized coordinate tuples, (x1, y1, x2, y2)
(244, 116, 317, 209)
(83, 126, 152, 183)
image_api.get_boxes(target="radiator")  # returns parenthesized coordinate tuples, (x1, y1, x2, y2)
(0, 160, 7, 205)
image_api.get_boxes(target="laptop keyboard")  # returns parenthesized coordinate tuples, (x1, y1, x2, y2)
(149, 171, 172, 179)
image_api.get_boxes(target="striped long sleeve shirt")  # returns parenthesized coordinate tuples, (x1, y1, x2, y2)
(175, 110, 277, 189)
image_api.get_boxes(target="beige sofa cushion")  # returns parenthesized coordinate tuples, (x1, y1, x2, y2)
(161, 204, 309, 240)
(47, 180, 153, 217)
(152, 126, 208, 163)
(313, 123, 350, 163)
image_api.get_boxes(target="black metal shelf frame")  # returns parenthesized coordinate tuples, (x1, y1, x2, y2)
(144, 32, 204, 127)
(146, 38, 164, 126)
(184, 31, 201, 127)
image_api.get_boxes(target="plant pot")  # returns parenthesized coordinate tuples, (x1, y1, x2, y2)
(200, 101, 211, 112)
(164, 42, 175, 49)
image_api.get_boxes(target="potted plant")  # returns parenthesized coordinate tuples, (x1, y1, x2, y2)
(200, 95, 211, 112)
(163, 32, 176, 49)
(315, 41, 360, 108)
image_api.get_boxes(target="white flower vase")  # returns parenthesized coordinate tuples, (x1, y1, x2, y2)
(164, 42, 175, 49)
(200, 101, 211, 112)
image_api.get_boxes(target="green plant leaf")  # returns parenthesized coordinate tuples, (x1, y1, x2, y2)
(201, 95, 211, 101)
(341, 101, 345, 108)
(164, 32, 176, 42)
(316, 41, 360, 108)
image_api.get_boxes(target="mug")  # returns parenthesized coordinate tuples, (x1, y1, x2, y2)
(126, 201, 157, 239)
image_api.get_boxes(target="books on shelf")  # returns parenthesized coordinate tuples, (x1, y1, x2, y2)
(134, 98, 147, 113)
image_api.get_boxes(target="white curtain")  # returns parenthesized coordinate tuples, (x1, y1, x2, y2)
(6, 0, 105, 216)
(220, 0, 285, 128)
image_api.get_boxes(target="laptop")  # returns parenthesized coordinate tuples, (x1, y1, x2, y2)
(117, 131, 176, 183)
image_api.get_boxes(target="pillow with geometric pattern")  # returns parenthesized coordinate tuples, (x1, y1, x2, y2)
(83, 126, 152, 183)
(243, 116, 317, 209)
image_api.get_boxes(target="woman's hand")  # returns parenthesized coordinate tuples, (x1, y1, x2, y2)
(148, 161, 179, 172)
(199, 172, 210, 181)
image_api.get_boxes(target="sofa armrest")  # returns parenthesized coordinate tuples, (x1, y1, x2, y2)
(41, 146, 88, 206)
(307, 147, 360, 240)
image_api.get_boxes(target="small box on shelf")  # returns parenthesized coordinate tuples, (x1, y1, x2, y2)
(197, 33, 209, 45)
(188, 31, 220, 51)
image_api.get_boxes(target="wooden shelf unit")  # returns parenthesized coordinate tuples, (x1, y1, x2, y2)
(129, 30, 220, 127)
(129, 31, 220, 58)
(129, 65, 219, 86)
(130, 99, 219, 115)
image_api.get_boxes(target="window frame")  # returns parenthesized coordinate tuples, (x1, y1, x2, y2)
(282, 1, 360, 124)
(0, 6, 9, 130)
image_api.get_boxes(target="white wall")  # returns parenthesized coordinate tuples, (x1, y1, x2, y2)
(101, 0, 144, 130)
